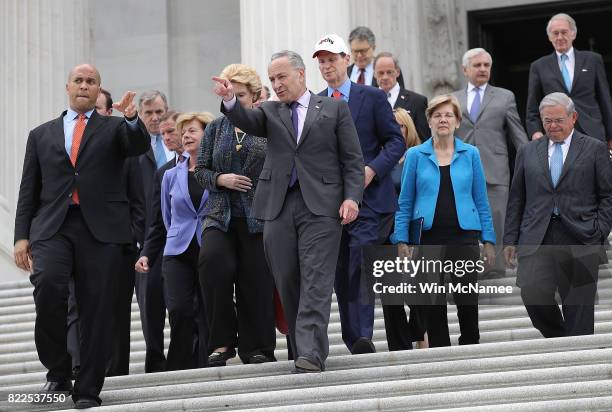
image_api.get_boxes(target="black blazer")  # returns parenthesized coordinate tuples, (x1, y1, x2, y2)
(124, 156, 146, 249)
(393, 88, 430, 141)
(15, 110, 149, 244)
(526, 50, 612, 141)
(141, 158, 176, 266)
(347, 63, 405, 89)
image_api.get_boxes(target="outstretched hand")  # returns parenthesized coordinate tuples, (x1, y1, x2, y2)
(112, 91, 137, 118)
(212, 77, 235, 101)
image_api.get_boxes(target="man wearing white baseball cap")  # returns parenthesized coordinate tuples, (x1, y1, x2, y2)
(314, 33, 405, 355)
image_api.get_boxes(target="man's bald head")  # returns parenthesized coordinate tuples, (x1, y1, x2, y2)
(66, 64, 102, 113)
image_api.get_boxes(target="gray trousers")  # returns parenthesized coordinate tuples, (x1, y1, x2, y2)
(487, 183, 509, 274)
(263, 187, 342, 369)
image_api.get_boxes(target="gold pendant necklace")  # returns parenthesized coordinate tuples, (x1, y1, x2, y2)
(235, 130, 246, 151)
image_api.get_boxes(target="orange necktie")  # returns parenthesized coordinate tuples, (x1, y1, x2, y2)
(332, 89, 342, 100)
(70, 114, 86, 204)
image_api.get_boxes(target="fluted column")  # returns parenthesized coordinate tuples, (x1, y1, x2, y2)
(240, 0, 351, 93)
(1, 0, 90, 280)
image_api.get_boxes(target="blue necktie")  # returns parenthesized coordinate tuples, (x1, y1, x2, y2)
(470, 87, 481, 123)
(550, 142, 563, 187)
(288, 102, 300, 187)
(154, 135, 166, 169)
(560, 54, 572, 92)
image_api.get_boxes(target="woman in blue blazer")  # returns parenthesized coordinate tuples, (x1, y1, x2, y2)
(195, 64, 276, 366)
(136, 111, 214, 370)
(391, 94, 496, 347)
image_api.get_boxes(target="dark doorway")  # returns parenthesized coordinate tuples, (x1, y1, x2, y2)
(468, 0, 612, 125)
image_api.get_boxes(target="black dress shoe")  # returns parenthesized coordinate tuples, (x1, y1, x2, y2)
(207, 348, 236, 367)
(41, 380, 73, 394)
(351, 337, 376, 354)
(293, 356, 322, 373)
(246, 354, 270, 364)
(74, 396, 100, 409)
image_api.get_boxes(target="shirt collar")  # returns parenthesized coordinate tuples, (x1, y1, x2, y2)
(555, 47, 574, 60)
(66, 108, 94, 120)
(388, 82, 400, 97)
(294, 89, 311, 108)
(468, 82, 487, 93)
(328, 77, 352, 99)
(548, 129, 574, 148)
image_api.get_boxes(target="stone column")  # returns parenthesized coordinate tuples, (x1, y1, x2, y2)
(1, 0, 90, 281)
(239, 0, 351, 93)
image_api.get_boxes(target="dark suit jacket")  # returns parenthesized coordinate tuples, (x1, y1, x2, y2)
(347, 63, 405, 89)
(138, 146, 159, 237)
(453, 85, 528, 186)
(15, 111, 149, 244)
(504, 131, 612, 257)
(222, 93, 364, 220)
(526, 50, 612, 141)
(124, 157, 146, 249)
(140, 158, 176, 266)
(319, 83, 405, 214)
(393, 88, 430, 142)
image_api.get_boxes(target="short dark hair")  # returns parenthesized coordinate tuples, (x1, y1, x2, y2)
(348, 26, 376, 46)
(160, 110, 180, 123)
(100, 88, 113, 111)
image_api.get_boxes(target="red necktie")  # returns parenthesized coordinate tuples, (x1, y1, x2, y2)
(332, 90, 342, 100)
(357, 68, 365, 85)
(70, 114, 86, 204)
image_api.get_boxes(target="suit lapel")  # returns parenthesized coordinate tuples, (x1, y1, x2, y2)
(478, 86, 495, 118)
(458, 89, 470, 124)
(76, 110, 104, 161)
(297, 93, 322, 148)
(347, 83, 364, 122)
(53, 112, 71, 163)
(547, 52, 567, 92)
(537, 137, 554, 189)
(572, 50, 586, 92)
(277, 103, 297, 142)
(557, 132, 583, 186)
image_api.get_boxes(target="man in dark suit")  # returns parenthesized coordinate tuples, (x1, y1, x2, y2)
(314, 34, 405, 354)
(373, 51, 429, 141)
(346, 26, 405, 89)
(526, 13, 612, 147)
(135, 90, 173, 373)
(66, 89, 146, 378)
(453, 48, 528, 276)
(213, 50, 364, 372)
(504, 92, 612, 338)
(13, 64, 148, 408)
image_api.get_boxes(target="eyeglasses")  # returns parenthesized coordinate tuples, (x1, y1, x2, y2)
(351, 46, 371, 55)
(431, 112, 456, 121)
(542, 117, 569, 126)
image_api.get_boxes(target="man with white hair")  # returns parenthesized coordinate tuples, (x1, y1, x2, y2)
(526, 13, 612, 147)
(505, 92, 612, 338)
(453, 47, 528, 276)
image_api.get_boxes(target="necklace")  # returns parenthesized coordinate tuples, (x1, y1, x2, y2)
(235, 130, 246, 151)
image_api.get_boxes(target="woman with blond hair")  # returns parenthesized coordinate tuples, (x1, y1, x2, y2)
(391, 95, 495, 347)
(136, 111, 215, 370)
(195, 64, 276, 366)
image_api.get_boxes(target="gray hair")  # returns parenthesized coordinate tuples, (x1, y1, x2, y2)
(348, 26, 376, 47)
(539, 92, 576, 115)
(138, 90, 168, 110)
(546, 13, 578, 35)
(461, 48, 492, 68)
(373, 52, 400, 71)
(270, 50, 305, 71)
